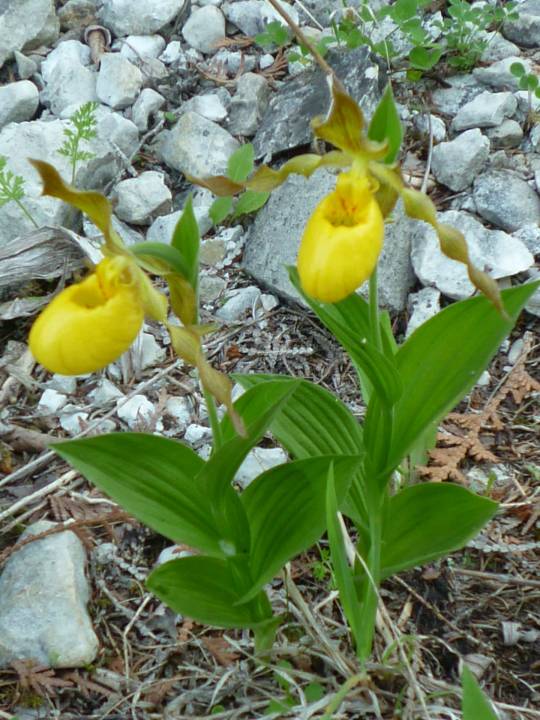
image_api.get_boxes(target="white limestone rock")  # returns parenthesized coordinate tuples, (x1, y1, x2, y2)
(156, 111, 239, 176)
(98, 0, 189, 36)
(452, 91, 517, 132)
(0, 81, 39, 130)
(406, 287, 441, 338)
(0, 521, 98, 668)
(113, 171, 172, 225)
(411, 210, 534, 299)
(473, 170, 540, 232)
(118, 35, 166, 62)
(216, 286, 261, 322)
(0, 0, 59, 69)
(227, 72, 270, 136)
(431, 129, 490, 192)
(116, 394, 155, 428)
(96, 53, 143, 109)
(182, 6, 226, 54)
(235, 447, 288, 489)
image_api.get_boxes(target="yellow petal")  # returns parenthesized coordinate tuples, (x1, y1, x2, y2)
(29, 258, 144, 375)
(297, 170, 384, 303)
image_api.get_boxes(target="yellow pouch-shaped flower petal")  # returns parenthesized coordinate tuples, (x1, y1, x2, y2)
(297, 170, 384, 303)
(30, 258, 144, 375)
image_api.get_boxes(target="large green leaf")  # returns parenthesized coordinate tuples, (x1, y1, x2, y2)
(461, 666, 498, 720)
(234, 375, 369, 529)
(53, 434, 227, 557)
(197, 381, 301, 555)
(288, 267, 401, 405)
(147, 555, 272, 628)
(367, 84, 403, 165)
(233, 375, 363, 458)
(388, 282, 539, 470)
(130, 241, 190, 278)
(240, 455, 362, 601)
(380, 483, 498, 579)
(170, 196, 200, 292)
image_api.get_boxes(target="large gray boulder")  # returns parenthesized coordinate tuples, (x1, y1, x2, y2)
(503, 0, 540, 48)
(473, 170, 540, 232)
(98, 0, 188, 36)
(252, 46, 386, 159)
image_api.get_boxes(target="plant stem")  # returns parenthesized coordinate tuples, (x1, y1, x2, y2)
(203, 385, 223, 453)
(356, 505, 382, 663)
(368, 267, 382, 352)
(15, 199, 39, 228)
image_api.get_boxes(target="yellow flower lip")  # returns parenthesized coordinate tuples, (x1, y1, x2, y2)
(29, 257, 145, 375)
(297, 170, 384, 304)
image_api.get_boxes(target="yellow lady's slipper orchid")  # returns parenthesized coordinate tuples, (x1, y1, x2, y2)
(297, 169, 384, 303)
(29, 257, 145, 375)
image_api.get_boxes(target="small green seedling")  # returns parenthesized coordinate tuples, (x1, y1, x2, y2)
(0, 155, 38, 228)
(511, 62, 540, 126)
(255, 20, 291, 50)
(209, 144, 269, 225)
(57, 101, 98, 184)
(462, 665, 498, 720)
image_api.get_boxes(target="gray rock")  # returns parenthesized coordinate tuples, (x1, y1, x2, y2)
(200, 238, 226, 265)
(184, 423, 213, 446)
(228, 73, 269, 136)
(512, 223, 540, 256)
(406, 287, 441, 338)
(413, 113, 446, 143)
(183, 93, 228, 122)
(480, 31, 520, 62)
(42, 63, 98, 118)
(99, 0, 188, 36)
(474, 56, 533, 91)
(235, 447, 288, 489)
(96, 53, 143, 110)
(138, 330, 166, 369)
(156, 111, 239, 176)
(118, 35, 166, 62)
(182, 6, 225, 54)
(59, 406, 89, 434)
(41, 40, 91, 82)
(452, 91, 517, 132)
(206, 48, 257, 76)
(47, 374, 78, 394)
(411, 210, 534, 299)
(147, 204, 213, 242)
(14, 51, 38, 80)
(113, 171, 171, 225)
(131, 88, 165, 132)
(0, 81, 39, 130)
(222, 0, 265, 34)
(503, 0, 540, 48)
(261, 0, 299, 26)
(473, 170, 540, 232)
(252, 46, 385, 159)
(485, 119, 523, 149)
(376, 201, 417, 312)
(432, 129, 490, 192)
(525, 267, 540, 316)
(200, 275, 227, 303)
(0, 521, 98, 669)
(165, 396, 192, 429)
(58, 0, 98, 30)
(216, 285, 262, 321)
(89, 377, 124, 405)
(84, 213, 144, 251)
(0, 0, 59, 69)
(160, 40, 182, 65)
(431, 75, 486, 116)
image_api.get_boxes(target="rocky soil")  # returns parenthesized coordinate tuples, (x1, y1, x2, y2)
(0, 0, 539, 718)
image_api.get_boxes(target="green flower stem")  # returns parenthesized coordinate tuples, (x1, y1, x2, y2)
(368, 267, 383, 353)
(202, 385, 223, 454)
(356, 504, 383, 663)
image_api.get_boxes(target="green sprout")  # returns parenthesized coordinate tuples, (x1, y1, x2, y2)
(0, 155, 38, 228)
(57, 101, 99, 184)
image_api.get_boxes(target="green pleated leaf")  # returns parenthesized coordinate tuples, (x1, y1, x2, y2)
(53, 434, 227, 557)
(232, 375, 364, 458)
(147, 555, 271, 628)
(380, 483, 498, 579)
(388, 282, 539, 471)
(461, 666, 498, 720)
(197, 381, 301, 555)
(170, 196, 200, 292)
(367, 84, 403, 164)
(240, 455, 362, 601)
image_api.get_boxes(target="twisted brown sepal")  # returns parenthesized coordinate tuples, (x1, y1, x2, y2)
(29, 159, 123, 253)
(168, 325, 246, 438)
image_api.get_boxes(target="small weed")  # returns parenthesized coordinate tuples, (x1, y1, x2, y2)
(57, 100, 98, 184)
